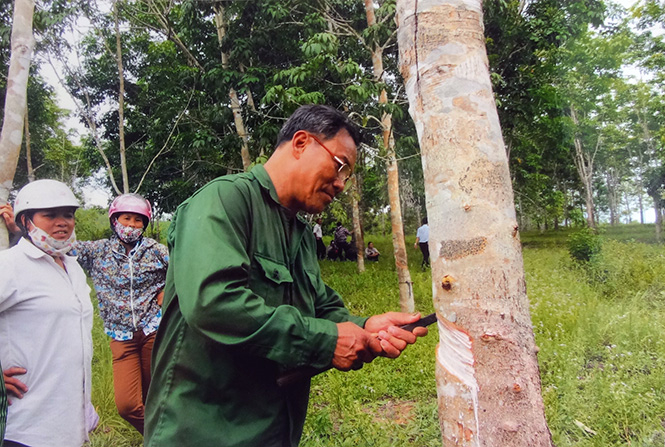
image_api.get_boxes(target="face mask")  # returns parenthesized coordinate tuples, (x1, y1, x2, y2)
(28, 222, 76, 257)
(113, 219, 144, 243)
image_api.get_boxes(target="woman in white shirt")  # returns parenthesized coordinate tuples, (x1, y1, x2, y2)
(0, 180, 97, 447)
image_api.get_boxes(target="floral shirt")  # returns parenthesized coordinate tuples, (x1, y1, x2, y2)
(72, 235, 169, 341)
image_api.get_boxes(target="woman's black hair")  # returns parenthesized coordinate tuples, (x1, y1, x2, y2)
(15, 210, 35, 238)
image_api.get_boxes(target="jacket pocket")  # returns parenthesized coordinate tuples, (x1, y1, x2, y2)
(250, 254, 294, 306)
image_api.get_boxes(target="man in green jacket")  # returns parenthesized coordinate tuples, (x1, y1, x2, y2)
(144, 105, 428, 447)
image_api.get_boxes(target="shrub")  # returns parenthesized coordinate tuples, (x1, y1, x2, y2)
(76, 207, 112, 241)
(568, 228, 602, 263)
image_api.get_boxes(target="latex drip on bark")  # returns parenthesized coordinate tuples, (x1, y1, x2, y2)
(436, 317, 480, 446)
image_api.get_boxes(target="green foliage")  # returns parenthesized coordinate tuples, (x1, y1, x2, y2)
(76, 208, 112, 241)
(567, 227, 602, 263)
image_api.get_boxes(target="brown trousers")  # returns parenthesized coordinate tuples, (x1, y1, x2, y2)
(109, 330, 156, 435)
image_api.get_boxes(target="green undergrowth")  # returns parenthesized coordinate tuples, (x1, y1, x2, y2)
(89, 287, 144, 447)
(87, 229, 665, 446)
(527, 239, 665, 446)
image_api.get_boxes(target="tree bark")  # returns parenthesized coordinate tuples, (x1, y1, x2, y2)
(0, 0, 35, 249)
(350, 174, 365, 273)
(606, 168, 620, 226)
(570, 106, 596, 229)
(214, 2, 252, 171)
(25, 107, 34, 182)
(114, 0, 129, 193)
(396, 1, 552, 445)
(655, 201, 662, 244)
(365, 0, 414, 312)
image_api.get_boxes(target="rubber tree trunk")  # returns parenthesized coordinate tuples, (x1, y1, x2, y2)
(25, 107, 34, 182)
(396, 1, 552, 445)
(0, 0, 35, 249)
(214, 2, 252, 171)
(114, 0, 129, 193)
(365, 0, 414, 312)
(350, 174, 365, 273)
(570, 106, 596, 229)
(654, 199, 663, 243)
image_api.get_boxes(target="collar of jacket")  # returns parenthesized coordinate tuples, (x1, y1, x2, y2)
(252, 165, 309, 227)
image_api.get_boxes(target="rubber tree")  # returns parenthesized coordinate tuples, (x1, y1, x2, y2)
(396, 1, 552, 445)
(350, 174, 365, 272)
(364, 0, 414, 312)
(0, 0, 35, 249)
(213, 1, 252, 171)
(114, 0, 130, 193)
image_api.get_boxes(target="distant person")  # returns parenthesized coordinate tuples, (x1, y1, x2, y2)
(334, 221, 351, 259)
(345, 235, 358, 261)
(415, 217, 430, 269)
(365, 242, 380, 262)
(0, 180, 97, 447)
(144, 104, 428, 447)
(327, 239, 342, 261)
(72, 193, 168, 435)
(313, 218, 326, 260)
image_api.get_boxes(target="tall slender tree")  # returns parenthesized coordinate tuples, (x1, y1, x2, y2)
(396, 0, 552, 445)
(113, 0, 129, 193)
(0, 0, 35, 249)
(364, 0, 413, 312)
(213, 1, 252, 170)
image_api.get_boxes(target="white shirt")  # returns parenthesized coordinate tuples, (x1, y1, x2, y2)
(312, 223, 323, 239)
(0, 238, 96, 447)
(416, 224, 430, 243)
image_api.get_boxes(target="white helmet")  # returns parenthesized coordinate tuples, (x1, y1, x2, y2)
(14, 179, 80, 216)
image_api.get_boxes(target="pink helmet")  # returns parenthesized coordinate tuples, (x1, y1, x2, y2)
(108, 193, 152, 222)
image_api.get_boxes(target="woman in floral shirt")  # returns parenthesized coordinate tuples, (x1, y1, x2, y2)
(73, 193, 168, 435)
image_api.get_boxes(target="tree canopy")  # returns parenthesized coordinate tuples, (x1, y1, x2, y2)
(0, 0, 662, 233)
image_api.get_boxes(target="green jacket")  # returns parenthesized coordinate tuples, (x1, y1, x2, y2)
(145, 166, 367, 447)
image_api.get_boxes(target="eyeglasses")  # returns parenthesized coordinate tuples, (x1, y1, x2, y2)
(308, 133, 353, 189)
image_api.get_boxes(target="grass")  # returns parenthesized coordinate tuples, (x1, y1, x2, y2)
(87, 225, 665, 446)
(89, 295, 144, 447)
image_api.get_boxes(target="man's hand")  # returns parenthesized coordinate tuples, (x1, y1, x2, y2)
(0, 203, 20, 234)
(365, 312, 429, 358)
(4, 366, 28, 404)
(332, 322, 382, 371)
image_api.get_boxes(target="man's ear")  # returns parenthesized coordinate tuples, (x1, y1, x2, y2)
(291, 130, 309, 160)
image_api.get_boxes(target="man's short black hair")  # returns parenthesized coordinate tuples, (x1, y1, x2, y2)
(275, 105, 361, 149)
(422, 217, 428, 225)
